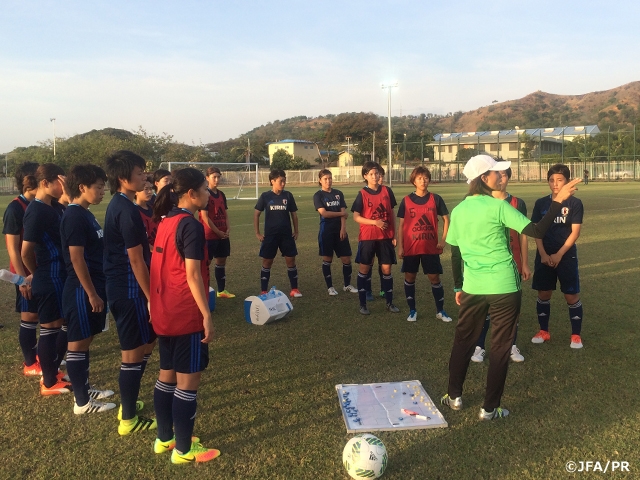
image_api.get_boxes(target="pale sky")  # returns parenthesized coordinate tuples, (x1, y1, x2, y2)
(1, 0, 638, 152)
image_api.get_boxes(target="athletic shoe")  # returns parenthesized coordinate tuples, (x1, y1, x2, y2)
(40, 378, 72, 396)
(74, 398, 117, 415)
(359, 306, 370, 315)
(88, 386, 115, 400)
(171, 442, 221, 464)
(471, 346, 485, 363)
(440, 394, 462, 411)
(343, 285, 358, 293)
(366, 291, 375, 302)
(289, 289, 303, 298)
(436, 310, 453, 323)
(154, 436, 200, 454)
(56, 371, 70, 382)
(327, 287, 338, 296)
(510, 345, 525, 362)
(23, 360, 42, 376)
(59, 359, 66, 367)
(407, 310, 417, 322)
(479, 407, 509, 420)
(216, 290, 235, 299)
(570, 335, 583, 349)
(379, 290, 385, 298)
(531, 330, 551, 344)
(117, 400, 144, 421)
(118, 415, 157, 436)
(386, 303, 400, 313)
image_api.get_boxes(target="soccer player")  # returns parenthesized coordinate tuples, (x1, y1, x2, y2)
(150, 168, 220, 464)
(313, 169, 356, 296)
(396, 166, 451, 323)
(153, 169, 172, 193)
(351, 161, 399, 315)
(254, 169, 301, 297)
(104, 150, 157, 434)
(530, 164, 584, 349)
(135, 175, 158, 248)
(21, 163, 71, 395)
(3, 162, 40, 375)
(199, 166, 234, 298)
(60, 164, 116, 413)
(471, 167, 529, 363)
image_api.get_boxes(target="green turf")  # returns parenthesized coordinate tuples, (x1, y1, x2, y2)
(1, 182, 639, 479)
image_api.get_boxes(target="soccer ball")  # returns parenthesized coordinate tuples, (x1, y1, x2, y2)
(342, 434, 388, 479)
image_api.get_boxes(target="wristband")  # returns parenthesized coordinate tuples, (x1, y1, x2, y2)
(453, 288, 462, 293)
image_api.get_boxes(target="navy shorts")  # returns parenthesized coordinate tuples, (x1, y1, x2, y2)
(401, 254, 443, 275)
(15, 285, 39, 314)
(532, 251, 580, 294)
(159, 331, 209, 374)
(32, 275, 65, 324)
(110, 297, 157, 351)
(318, 228, 352, 258)
(355, 239, 397, 266)
(207, 238, 231, 260)
(63, 284, 107, 342)
(259, 234, 298, 259)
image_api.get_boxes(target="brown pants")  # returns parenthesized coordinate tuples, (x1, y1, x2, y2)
(447, 290, 521, 411)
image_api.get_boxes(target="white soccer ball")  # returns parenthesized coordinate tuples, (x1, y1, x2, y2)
(342, 434, 388, 479)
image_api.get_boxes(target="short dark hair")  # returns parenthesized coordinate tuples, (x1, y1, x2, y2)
(318, 169, 331, 184)
(361, 161, 378, 179)
(35, 163, 65, 185)
(269, 169, 286, 184)
(14, 161, 39, 193)
(206, 166, 221, 176)
(547, 163, 570, 181)
(376, 163, 385, 176)
(153, 168, 206, 223)
(104, 150, 146, 194)
(66, 164, 107, 200)
(152, 169, 172, 191)
(409, 166, 431, 185)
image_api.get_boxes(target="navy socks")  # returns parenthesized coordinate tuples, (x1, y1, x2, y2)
(119, 362, 143, 420)
(38, 327, 60, 387)
(174, 389, 198, 454)
(404, 281, 416, 311)
(67, 351, 90, 406)
(19, 321, 38, 366)
(431, 283, 445, 312)
(536, 298, 551, 331)
(357, 272, 368, 306)
(342, 263, 352, 287)
(322, 261, 332, 288)
(569, 301, 583, 335)
(154, 380, 177, 442)
(214, 264, 226, 292)
(287, 266, 298, 290)
(260, 267, 270, 292)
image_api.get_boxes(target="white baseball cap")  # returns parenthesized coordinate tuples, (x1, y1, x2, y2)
(462, 155, 512, 184)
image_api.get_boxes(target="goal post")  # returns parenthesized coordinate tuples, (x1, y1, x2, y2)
(157, 162, 259, 200)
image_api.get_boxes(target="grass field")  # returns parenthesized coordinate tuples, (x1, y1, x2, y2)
(1, 181, 639, 479)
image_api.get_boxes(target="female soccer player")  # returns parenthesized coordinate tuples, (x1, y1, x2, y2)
(21, 163, 71, 395)
(441, 155, 580, 420)
(60, 164, 116, 413)
(104, 151, 157, 435)
(150, 168, 220, 464)
(153, 169, 172, 193)
(136, 175, 159, 248)
(531, 164, 584, 349)
(199, 167, 234, 298)
(351, 161, 399, 315)
(254, 169, 301, 297)
(397, 166, 451, 323)
(313, 169, 356, 296)
(3, 162, 40, 375)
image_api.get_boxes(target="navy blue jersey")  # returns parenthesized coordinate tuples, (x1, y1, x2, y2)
(351, 186, 397, 214)
(60, 204, 105, 289)
(2, 195, 30, 235)
(22, 199, 66, 275)
(167, 207, 206, 260)
(103, 193, 150, 300)
(255, 190, 298, 236)
(397, 192, 448, 218)
(313, 188, 347, 233)
(531, 195, 583, 254)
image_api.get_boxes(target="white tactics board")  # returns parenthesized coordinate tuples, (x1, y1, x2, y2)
(336, 380, 448, 433)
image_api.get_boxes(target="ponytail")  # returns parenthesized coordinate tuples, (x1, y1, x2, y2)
(152, 167, 205, 223)
(152, 183, 175, 223)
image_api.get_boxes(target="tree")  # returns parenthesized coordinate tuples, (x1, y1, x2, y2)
(271, 149, 293, 170)
(455, 148, 482, 163)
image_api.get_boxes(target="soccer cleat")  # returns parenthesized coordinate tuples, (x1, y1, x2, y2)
(407, 310, 417, 322)
(379, 290, 385, 298)
(74, 398, 117, 415)
(366, 291, 375, 302)
(327, 287, 338, 296)
(343, 285, 358, 293)
(117, 400, 144, 421)
(471, 346, 485, 363)
(289, 289, 303, 298)
(171, 442, 221, 464)
(441, 394, 462, 411)
(479, 407, 509, 420)
(57, 370, 70, 382)
(570, 335, 583, 349)
(436, 310, 453, 323)
(23, 360, 42, 376)
(118, 415, 157, 436)
(154, 436, 200, 454)
(510, 345, 525, 362)
(59, 359, 66, 367)
(531, 330, 551, 344)
(359, 306, 370, 315)
(88, 386, 115, 400)
(216, 290, 235, 299)
(40, 378, 72, 396)
(386, 303, 400, 313)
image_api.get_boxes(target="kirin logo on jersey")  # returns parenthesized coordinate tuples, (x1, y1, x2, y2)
(325, 200, 340, 207)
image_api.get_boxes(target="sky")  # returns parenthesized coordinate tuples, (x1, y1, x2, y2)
(1, 0, 638, 152)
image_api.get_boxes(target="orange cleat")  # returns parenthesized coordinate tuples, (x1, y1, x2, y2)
(531, 330, 551, 344)
(23, 360, 42, 377)
(289, 289, 302, 298)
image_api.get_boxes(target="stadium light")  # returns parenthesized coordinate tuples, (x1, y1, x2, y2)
(381, 82, 397, 186)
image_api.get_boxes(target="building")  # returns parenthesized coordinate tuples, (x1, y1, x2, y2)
(429, 126, 600, 162)
(337, 150, 354, 167)
(266, 139, 320, 165)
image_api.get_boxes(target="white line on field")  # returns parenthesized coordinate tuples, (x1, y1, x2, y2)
(581, 257, 640, 269)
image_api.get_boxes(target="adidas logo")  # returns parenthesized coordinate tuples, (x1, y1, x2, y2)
(571, 316, 581, 320)
(374, 204, 387, 218)
(412, 214, 433, 232)
(538, 313, 547, 316)
(369, 452, 378, 461)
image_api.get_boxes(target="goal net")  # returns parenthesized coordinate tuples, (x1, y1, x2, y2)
(157, 162, 259, 200)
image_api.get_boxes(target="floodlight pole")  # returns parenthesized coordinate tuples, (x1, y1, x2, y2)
(382, 82, 397, 186)
(50, 118, 56, 159)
